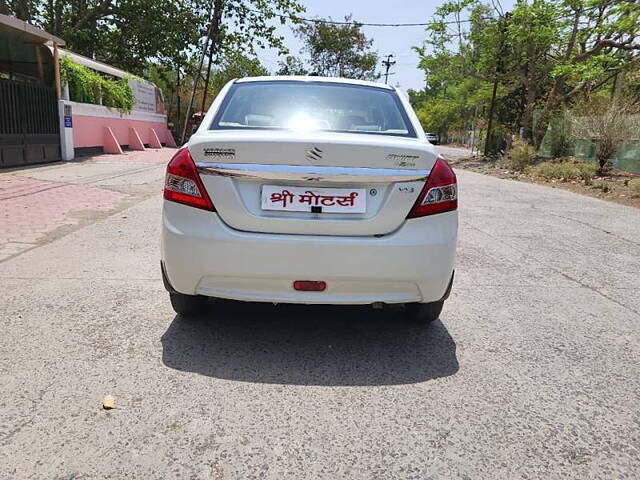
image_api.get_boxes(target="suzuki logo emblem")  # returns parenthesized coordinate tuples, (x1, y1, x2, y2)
(306, 147, 323, 161)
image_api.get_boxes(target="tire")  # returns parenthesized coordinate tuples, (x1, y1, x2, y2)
(169, 292, 208, 317)
(405, 300, 444, 325)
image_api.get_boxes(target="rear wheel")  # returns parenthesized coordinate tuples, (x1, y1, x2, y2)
(405, 300, 444, 325)
(169, 293, 208, 317)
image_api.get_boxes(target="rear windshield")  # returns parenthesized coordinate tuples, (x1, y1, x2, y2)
(210, 81, 416, 137)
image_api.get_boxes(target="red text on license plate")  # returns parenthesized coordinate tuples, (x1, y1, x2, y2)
(261, 185, 366, 213)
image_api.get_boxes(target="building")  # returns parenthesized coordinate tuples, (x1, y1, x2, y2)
(0, 14, 175, 169)
(0, 14, 64, 167)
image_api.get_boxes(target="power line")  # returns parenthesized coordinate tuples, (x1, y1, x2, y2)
(246, 4, 603, 28)
(245, 8, 485, 27)
(181, 0, 218, 145)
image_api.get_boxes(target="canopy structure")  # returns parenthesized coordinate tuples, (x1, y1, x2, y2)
(0, 14, 65, 46)
(0, 14, 65, 96)
(0, 14, 175, 165)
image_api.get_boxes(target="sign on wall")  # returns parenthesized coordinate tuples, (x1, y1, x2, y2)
(129, 79, 157, 113)
(63, 104, 72, 128)
(129, 79, 166, 114)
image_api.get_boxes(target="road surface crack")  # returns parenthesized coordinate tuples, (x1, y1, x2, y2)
(548, 212, 640, 248)
(463, 220, 640, 318)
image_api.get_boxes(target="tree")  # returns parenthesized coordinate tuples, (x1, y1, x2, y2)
(3, 1, 210, 76)
(4, 0, 304, 137)
(182, 0, 304, 137)
(296, 15, 378, 80)
(571, 95, 640, 174)
(149, 51, 268, 136)
(415, 0, 559, 145)
(3, 0, 37, 19)
(204, 50, 269, 100)
(276, 55, 308, 75)
(5, 1, 304, 76)
(148, 60, 196, 138)
(535, 0, 640, 146)
(412, 0, 640, 151)
(505, 2, 561, 142)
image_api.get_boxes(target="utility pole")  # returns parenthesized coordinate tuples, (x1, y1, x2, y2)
(180, 0, 218, 145)
(200, 0, 224, 114)
(484, 12, 510, 156)
(382, 54, 396, 84)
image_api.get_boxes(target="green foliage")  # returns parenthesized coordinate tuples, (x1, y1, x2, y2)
(2, 0, 37, 19)
(211, 51, 269, 88)
(629, 178, 640, 196)
(570, 95, 640, 174)
(529, 158, 597, 182)
(7, 0, 303, 76)
(60, 57, 134, 113)
(548, 115, 573, 158)
(501, 139, 537, 171)
(203, 51, 269, 106)
(412, 0, 640, 149)
(276, 56, 308, 76)
(220, 0, 305, 57)
(8, 0, 303, 81)
(624, 71, 640, 100)
(10, 0, 304, 133)
(148, 52, 269, 134)
(296, 15, 378, 79)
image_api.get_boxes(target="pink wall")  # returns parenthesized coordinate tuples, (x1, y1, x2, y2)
(72, 115, 176, 149)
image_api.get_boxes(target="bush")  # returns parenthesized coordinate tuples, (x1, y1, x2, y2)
(548, 115, 572, 158)
(629, 178, 640, 196)
(502, 139, 536, 171)
(60, 56, 134, 114)
(528, 158, 597, 182)
(570, 96, 640, 174)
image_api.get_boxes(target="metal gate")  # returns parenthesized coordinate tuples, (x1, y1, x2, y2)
(0, 78, 61, 168)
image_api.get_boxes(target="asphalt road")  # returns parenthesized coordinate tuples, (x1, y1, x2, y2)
(1, 146, 639, 479)
(438, 144, 475, 159)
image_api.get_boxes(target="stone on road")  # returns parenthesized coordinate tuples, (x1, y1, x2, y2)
(1, 146, 639, 479)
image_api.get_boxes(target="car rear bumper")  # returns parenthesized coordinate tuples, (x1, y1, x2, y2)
(161, 201, 457, 304)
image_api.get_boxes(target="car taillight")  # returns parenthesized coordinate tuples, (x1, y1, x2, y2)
(407, 156, 457, 218)
(164, 148, 214, 211)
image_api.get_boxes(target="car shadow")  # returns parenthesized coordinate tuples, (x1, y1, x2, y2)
(161, 301, 459, 386)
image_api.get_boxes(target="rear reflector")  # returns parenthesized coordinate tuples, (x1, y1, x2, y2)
(293, 281, 327, 292)
(164, 148, 215, 211)
(407, 156, 457, 218)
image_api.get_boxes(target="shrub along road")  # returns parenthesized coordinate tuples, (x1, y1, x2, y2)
(1, 146, 639, 478)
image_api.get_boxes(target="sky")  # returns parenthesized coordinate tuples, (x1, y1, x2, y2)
(257, 0, 515, 92)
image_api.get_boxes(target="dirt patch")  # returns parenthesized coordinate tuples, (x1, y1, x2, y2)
(449, 156, 640, 209)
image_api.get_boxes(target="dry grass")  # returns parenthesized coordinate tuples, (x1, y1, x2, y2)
(528, 158, 597, 183)
(500, 139, 537, 171)
(448, 155, 640, 209)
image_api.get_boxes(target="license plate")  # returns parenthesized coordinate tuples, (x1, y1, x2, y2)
(261, 185, 366, 213)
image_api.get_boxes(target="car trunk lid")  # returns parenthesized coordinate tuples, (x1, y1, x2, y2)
(189, 130, 437, 236)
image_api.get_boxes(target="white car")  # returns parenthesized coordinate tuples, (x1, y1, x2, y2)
(161, 77, 457, 324)
(425, 132, 439, 144)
